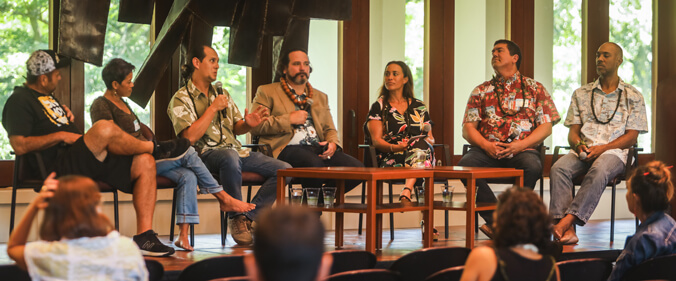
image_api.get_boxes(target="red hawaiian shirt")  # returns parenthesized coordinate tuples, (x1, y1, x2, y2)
(462, 71, 560, 142)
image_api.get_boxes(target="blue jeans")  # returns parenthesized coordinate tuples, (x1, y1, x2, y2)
(156, 147, 224, 224)
(201, 149, 292, 221)
(549, 153, 624, 225)
(457, 146, 543, 225)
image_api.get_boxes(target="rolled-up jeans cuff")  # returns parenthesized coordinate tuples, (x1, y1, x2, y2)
(175, 214, 200, 224)
(198, 185, 224, 194)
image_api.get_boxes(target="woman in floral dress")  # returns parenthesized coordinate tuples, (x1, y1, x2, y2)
(366, 61, 434, 205)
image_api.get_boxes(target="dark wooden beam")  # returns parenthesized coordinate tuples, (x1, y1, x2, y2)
(153, 0, 180, 141)
(251, 35, 274, 99)
(584, 0, 609, 84)
(341, 0, 369, 159)
(429, 0, 455, 161)
(510, 0, 535, 78)
(654, 0, 676, 217)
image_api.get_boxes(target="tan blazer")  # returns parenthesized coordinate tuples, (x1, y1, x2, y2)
(250, 82, 340, 158)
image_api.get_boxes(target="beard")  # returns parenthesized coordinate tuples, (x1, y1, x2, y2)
(287, 72, 309, 85)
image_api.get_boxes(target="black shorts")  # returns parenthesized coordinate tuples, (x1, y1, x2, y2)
(52, 137, 134, 193)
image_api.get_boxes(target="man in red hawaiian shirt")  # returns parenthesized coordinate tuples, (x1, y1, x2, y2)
(459, 39, 560, 238)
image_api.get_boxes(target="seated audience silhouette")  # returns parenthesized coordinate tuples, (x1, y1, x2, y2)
(608, 160, 676, 281)
(460, 186, 560, 281)
(7, 173, 148, 280)
(244, 206, 332, 281)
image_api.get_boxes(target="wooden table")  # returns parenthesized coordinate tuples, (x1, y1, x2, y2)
(429, 166, 524, 248)
(276, 167, 435, 253)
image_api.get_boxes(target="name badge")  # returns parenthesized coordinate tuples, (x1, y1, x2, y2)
(134, 119, 140, 131)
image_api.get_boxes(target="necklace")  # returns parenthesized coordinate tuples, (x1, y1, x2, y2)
(491, 74, 527, 117)
(513, 243, 539, 253)
(591, 89, 622, 124)
(280, 76, 313, 109)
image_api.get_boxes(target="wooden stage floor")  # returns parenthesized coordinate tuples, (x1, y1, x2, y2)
(0, 218, 636, 280)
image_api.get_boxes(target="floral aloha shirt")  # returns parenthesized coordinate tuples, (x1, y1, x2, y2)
(368, 97, 433, 168)
(463, 71, 560, 143)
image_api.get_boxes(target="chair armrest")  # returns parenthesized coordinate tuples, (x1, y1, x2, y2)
(552, 146, 571, 168)
(433, 144, 451, 166)
(242, 143, 273, 157)
(462, 144, 470, 156)
(358, 144, 378, 168)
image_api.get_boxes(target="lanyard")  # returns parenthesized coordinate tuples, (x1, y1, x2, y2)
(492, 74, 528, 117)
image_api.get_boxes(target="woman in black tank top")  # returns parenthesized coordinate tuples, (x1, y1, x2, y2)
(461, 187, 560, 281)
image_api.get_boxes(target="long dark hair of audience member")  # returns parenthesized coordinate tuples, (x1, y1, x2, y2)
(461, 187, 560, 281)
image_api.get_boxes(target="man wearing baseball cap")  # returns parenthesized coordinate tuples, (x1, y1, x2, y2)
(2, 49, 190, 256)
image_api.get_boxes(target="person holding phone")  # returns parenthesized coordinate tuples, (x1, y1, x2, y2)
(366, 61, 434, 205)
(251, 49, 363, 193)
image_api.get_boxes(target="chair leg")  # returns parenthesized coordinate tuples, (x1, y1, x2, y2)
(220, 211, 227, 246)
(9, 187, 17, 235)
(113, 191, 119, 231)
(247, 185, 253, 203)
(445, 210, 449, 239)
(358, 181, 366, 235)
(190, 224, 195, 247)
(539, 175, 544, 198)
(475, 212, 479, 233)
(169, 189, 177, 242)
(389, 182, 394, 240)
(611, 183, 616, 243)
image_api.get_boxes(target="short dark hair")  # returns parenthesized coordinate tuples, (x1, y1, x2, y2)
(628, 161, 674, 214)
(274, 48, 309, 82)
(493, 186, 552, 252)
(181, 45, 212, 83)
(101, 58, 135, 90)
(494, 39, 522, 70)
(253, 206, 325, 281)
(26, 73, 40, 84)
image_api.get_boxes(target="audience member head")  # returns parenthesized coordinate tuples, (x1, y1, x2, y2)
(102, 58, 135, 91)
(493, 186, 552, 252)
(25, 49, 71, 93)
(377, 61, 415, 101)
(39, 175, 112, 241)
(492, 39, 521, 71)
(252, 206, 327, 281)
(627, 161, 674, 216)
(275, 48, 312, 83)
(180, 45, 218, 85)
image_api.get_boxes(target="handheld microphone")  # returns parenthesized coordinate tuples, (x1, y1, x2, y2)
(215, 81, 224, 95)
(305, 97, 314, 112)
(579, 151, 587, 160)
(421, 123, 431, 135)
(214, 81, 227, 117)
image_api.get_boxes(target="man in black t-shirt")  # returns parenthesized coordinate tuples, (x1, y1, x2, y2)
(2, 50, 190, 257)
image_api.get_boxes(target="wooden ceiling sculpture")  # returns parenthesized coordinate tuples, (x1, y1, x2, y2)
(55, 0, 351, 107)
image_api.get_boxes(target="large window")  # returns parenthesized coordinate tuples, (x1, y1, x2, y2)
(84, 0, 151, 131)
(405, 0, 425, 101)
(609, 0, 652, 152)
(551, 0, 582, 150)
(0, 0, 49, 159)
(212, 26, 247, 143)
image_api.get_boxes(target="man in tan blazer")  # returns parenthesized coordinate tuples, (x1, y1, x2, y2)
(251, 49, 363, 192)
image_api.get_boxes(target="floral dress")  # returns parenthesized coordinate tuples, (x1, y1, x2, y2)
(367, 97, 433, 168)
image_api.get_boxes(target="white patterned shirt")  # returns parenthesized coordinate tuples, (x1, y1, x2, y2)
(564, 79, 648, 163)
(24, 231, 148, 281)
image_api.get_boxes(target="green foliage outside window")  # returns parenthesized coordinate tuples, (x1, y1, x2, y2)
(0, 0, 49, 159)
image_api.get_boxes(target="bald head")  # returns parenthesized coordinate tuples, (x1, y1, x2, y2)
(595, 42, 623, 78)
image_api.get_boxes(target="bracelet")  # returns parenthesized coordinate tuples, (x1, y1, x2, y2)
(389, 144, 393, 152)
(574, 139, 587, 151)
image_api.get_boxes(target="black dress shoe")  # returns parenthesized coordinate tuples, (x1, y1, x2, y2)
(479, 224, 494, 239)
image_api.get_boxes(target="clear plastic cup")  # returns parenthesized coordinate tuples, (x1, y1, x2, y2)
(417, 187, 425, 204)
(290, 187, 303, 206)
(323, 187, 337, 208)
(305, 188, 320, 207)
